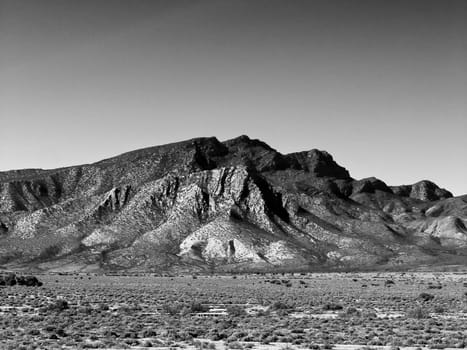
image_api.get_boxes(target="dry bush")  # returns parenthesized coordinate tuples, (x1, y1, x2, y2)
(407, 306, 430, 319)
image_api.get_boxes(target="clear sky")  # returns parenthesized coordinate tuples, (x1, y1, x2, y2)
(1, 0, 466, 195)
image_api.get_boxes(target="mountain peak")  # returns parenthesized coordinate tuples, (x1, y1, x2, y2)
(391, 180, 452, 201)
(222, 135, 276, 152)
(285, 149, 351, 179)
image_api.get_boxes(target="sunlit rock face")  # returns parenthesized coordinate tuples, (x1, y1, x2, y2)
(0, 136, 463, 272)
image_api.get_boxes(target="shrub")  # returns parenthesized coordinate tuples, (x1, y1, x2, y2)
(226, 305, 245, 317)
(227, 341, 243, 349)
(2, 273, 16, 286)
(407, 306, 429, 319)
(433, 305, 445, 313)
(140, 339, 153, 347)
(340, 307, 361, 317)
(417, 293, 434, 302)
(163, 302, 183, 315)
(98, 303, 109, 311)
(323, 303, 343, 311)
(141, 329, 157, 337)
(427, 285, 442, 289)
(46, 299, 69, 312)
(28, 329, 40, 336)
(190, 301, 209, 313)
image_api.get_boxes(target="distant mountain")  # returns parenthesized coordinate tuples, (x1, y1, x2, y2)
(0, 136, 465, 273)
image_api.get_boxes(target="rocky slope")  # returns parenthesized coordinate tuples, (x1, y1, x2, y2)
(0, 136, 465, 272)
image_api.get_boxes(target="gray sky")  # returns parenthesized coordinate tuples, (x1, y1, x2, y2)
(1, 0, 466, 195)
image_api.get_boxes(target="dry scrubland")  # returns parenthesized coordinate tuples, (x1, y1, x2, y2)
(0, 272, 466, 350)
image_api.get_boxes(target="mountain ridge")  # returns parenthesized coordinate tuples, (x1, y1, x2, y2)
(0, 135, 464, 273)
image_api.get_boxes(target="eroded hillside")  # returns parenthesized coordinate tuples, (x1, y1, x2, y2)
(0, 136, 465, 272)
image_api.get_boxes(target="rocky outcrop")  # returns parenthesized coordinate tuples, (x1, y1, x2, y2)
(351, 177, 392, 195)
(0, 136, 464, 272)
(391, 180, 452, 201)
(285, 150, 351, 179)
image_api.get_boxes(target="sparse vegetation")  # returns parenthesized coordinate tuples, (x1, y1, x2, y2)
(0, 272, 465, 349)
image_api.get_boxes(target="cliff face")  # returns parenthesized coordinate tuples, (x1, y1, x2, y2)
(0, 136, 465, 272)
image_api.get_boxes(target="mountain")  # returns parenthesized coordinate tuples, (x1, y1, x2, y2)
(0, 136, 465, 273)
